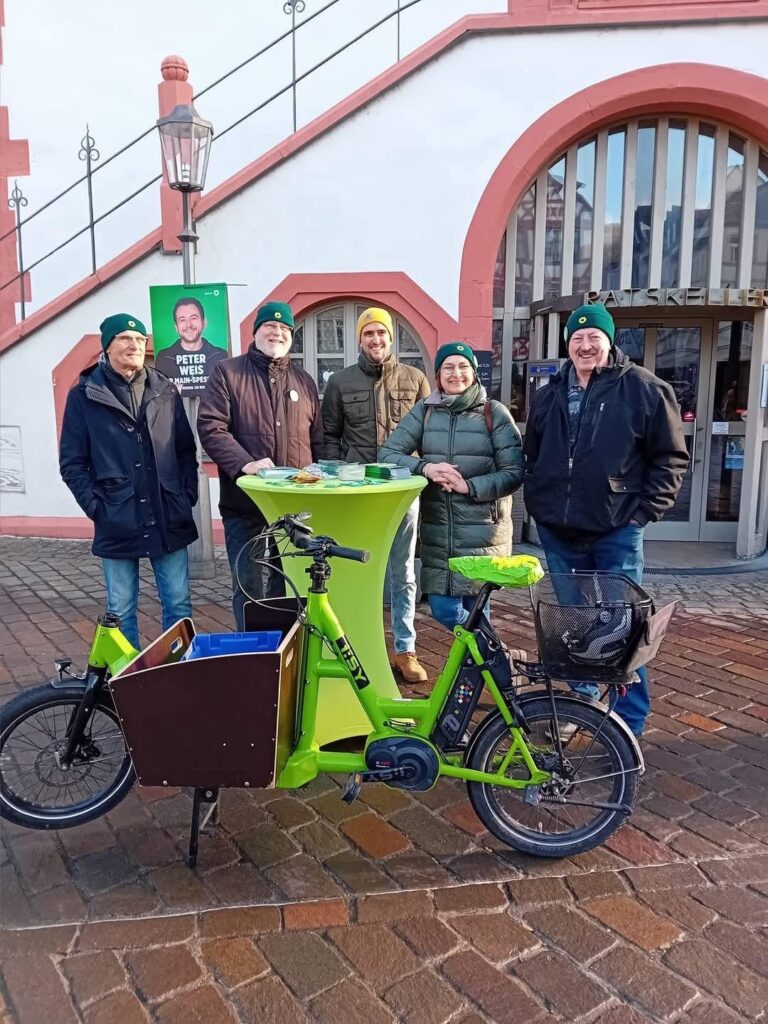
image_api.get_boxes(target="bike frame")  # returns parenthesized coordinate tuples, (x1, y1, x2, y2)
(275, 585, 551, 791)
(57, 614, 139, 767)
(77, 557, 553, 794)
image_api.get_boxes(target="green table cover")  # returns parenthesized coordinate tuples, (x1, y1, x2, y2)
(238, 475, 427, 744)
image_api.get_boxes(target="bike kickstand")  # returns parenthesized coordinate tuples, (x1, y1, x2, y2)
(187, 787, 220, 868)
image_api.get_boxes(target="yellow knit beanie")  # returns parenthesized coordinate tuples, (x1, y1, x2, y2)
(356, 306, 394, 343)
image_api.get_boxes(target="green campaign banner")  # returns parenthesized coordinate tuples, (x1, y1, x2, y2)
(149, 283, 230, 395)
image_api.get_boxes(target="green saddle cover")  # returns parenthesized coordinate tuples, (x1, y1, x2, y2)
(449, 554, 545, 589)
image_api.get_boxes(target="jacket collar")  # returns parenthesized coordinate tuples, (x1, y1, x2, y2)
(248, 343, 291, 376)
(81, 363, 166, 420)
(424, 384, 487, 408)
(357, 350, 397, 378)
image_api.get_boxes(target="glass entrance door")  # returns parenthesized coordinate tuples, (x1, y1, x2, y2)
(699, 320, 752, 541)
(612, 318, 754, 542)
(614, 321, 712, 541)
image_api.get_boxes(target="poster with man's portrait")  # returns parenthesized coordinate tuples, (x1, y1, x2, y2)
(150, 283, 230, 395)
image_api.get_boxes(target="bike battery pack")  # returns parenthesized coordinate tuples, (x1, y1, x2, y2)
(431, 653, 486, 748)
(431, 621, 516, 750)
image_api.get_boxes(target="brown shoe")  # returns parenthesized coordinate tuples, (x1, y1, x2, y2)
(392, 652, 428, 684)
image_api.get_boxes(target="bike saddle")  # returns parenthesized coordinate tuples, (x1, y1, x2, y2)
(448, 554, 544, 589)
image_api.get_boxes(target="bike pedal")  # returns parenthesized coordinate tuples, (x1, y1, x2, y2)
(341, 773, 363, 803)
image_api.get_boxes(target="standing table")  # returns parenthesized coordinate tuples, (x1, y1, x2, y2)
(237, 475, 426, 744)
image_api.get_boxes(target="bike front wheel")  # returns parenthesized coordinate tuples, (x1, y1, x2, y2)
(467, 694, 640, 858)
(0, 683, 134, 830)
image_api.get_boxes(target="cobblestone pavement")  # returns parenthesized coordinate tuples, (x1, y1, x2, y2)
(1, 538, 767, 1023)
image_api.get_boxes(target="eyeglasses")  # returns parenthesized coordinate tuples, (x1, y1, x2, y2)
(113, 334, 147, 345)
(441, 365, 472, 377)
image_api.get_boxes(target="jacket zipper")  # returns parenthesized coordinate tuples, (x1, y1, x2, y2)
(561, 374, 600, 527)
(447, 412, 456, 596)
(554, 384, 575, 525)
(590, 401, 606, 447)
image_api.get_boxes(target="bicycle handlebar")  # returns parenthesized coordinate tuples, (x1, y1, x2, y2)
(291, 531, 370, 563)
(326, 543, 370, 563)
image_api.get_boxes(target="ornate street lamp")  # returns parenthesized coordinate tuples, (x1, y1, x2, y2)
(156, 102, 215, 577)
(156, 103, 214, 285)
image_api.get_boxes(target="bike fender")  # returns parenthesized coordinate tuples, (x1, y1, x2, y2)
(49, 677, 81, 689)
(517, 690, 645, 775)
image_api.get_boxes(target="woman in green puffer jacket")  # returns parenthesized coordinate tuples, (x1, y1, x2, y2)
(379, 342, 524, 631)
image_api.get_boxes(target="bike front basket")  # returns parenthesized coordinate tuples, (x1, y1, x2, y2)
(532, 572, 654, 683)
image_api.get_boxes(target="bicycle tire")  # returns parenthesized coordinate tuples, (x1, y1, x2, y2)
(466, 695, 639, 858)
(0, 682, 135, 830)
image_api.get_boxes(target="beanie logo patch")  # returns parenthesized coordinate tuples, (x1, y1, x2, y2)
(578, 316, 587, 325)
(274, 311, 282, 319)
(128, 320, 136, 327)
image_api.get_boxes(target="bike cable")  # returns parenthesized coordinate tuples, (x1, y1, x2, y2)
(233, 530, 313, 631)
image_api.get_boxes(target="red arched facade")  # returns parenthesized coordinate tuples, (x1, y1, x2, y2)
(13, 62, 768, 538)
(459, 63, 768, 337)
(238, 272, 462, 360)
(43, 64, 768, 439)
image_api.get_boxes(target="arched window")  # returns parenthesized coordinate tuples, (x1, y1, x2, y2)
(292, 302, 429, 395)
(491, 116, 768, 417)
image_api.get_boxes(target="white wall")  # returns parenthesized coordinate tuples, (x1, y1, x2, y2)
(1, 0, 506, 315)
(1, 18, 767, 522)
(0, 250, 175, 519)
(200, 21, 768, 323)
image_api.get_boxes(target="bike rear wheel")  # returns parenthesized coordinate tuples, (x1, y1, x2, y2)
(0, 683, 134, 830)
(467, 694, 640, 858)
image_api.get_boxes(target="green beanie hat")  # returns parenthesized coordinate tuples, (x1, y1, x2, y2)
(564, 304, 615, 343)
(253, 301, 294, 334)
(99, 313, 147, 351)
(434, 341, 478, 376)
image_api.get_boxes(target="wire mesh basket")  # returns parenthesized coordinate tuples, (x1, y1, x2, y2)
(531, 572, 654, 683)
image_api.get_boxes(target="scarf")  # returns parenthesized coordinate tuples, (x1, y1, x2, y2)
(439, 381, 483, 415)
(102, 358, 148, 420)
(358, 350, 393, 377)
(248, 345, 291, 379)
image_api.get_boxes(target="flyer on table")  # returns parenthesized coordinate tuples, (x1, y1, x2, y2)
(149, 283, 231, 396)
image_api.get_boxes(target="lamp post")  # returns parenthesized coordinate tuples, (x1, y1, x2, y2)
(156, 102, 216, 578)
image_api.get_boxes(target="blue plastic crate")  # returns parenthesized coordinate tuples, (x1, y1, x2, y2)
(182, 631, 282, 661)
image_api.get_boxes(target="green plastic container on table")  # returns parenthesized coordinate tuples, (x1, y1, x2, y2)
(237, 475, 427, 745)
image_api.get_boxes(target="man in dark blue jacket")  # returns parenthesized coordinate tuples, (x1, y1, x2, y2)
(524, 304, 688, 736)
(60, 313, 198, 649)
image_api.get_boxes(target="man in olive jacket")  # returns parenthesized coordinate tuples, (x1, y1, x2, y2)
(322, 307, 430, 683)
(198, 301, 323, 628)
(524, 303, 688, 736)
(60, 313, 198, 650)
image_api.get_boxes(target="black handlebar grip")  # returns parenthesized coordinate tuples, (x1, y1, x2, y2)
(327, 544, 370, 563)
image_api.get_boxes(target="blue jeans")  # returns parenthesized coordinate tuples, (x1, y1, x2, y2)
(388, 500, 419, 654)
(537, 522, 649, 736)
(102, 548, 191, 651)
(223, 516, 283, 631)
(428, 593, 491, 632)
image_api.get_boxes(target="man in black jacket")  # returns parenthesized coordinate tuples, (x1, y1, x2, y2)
(524, 304, 688, 736)
(60, 313, 198, 650)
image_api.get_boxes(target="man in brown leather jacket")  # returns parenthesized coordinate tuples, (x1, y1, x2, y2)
(198, 301, 322, 627)
(322, 307, 430, 683)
